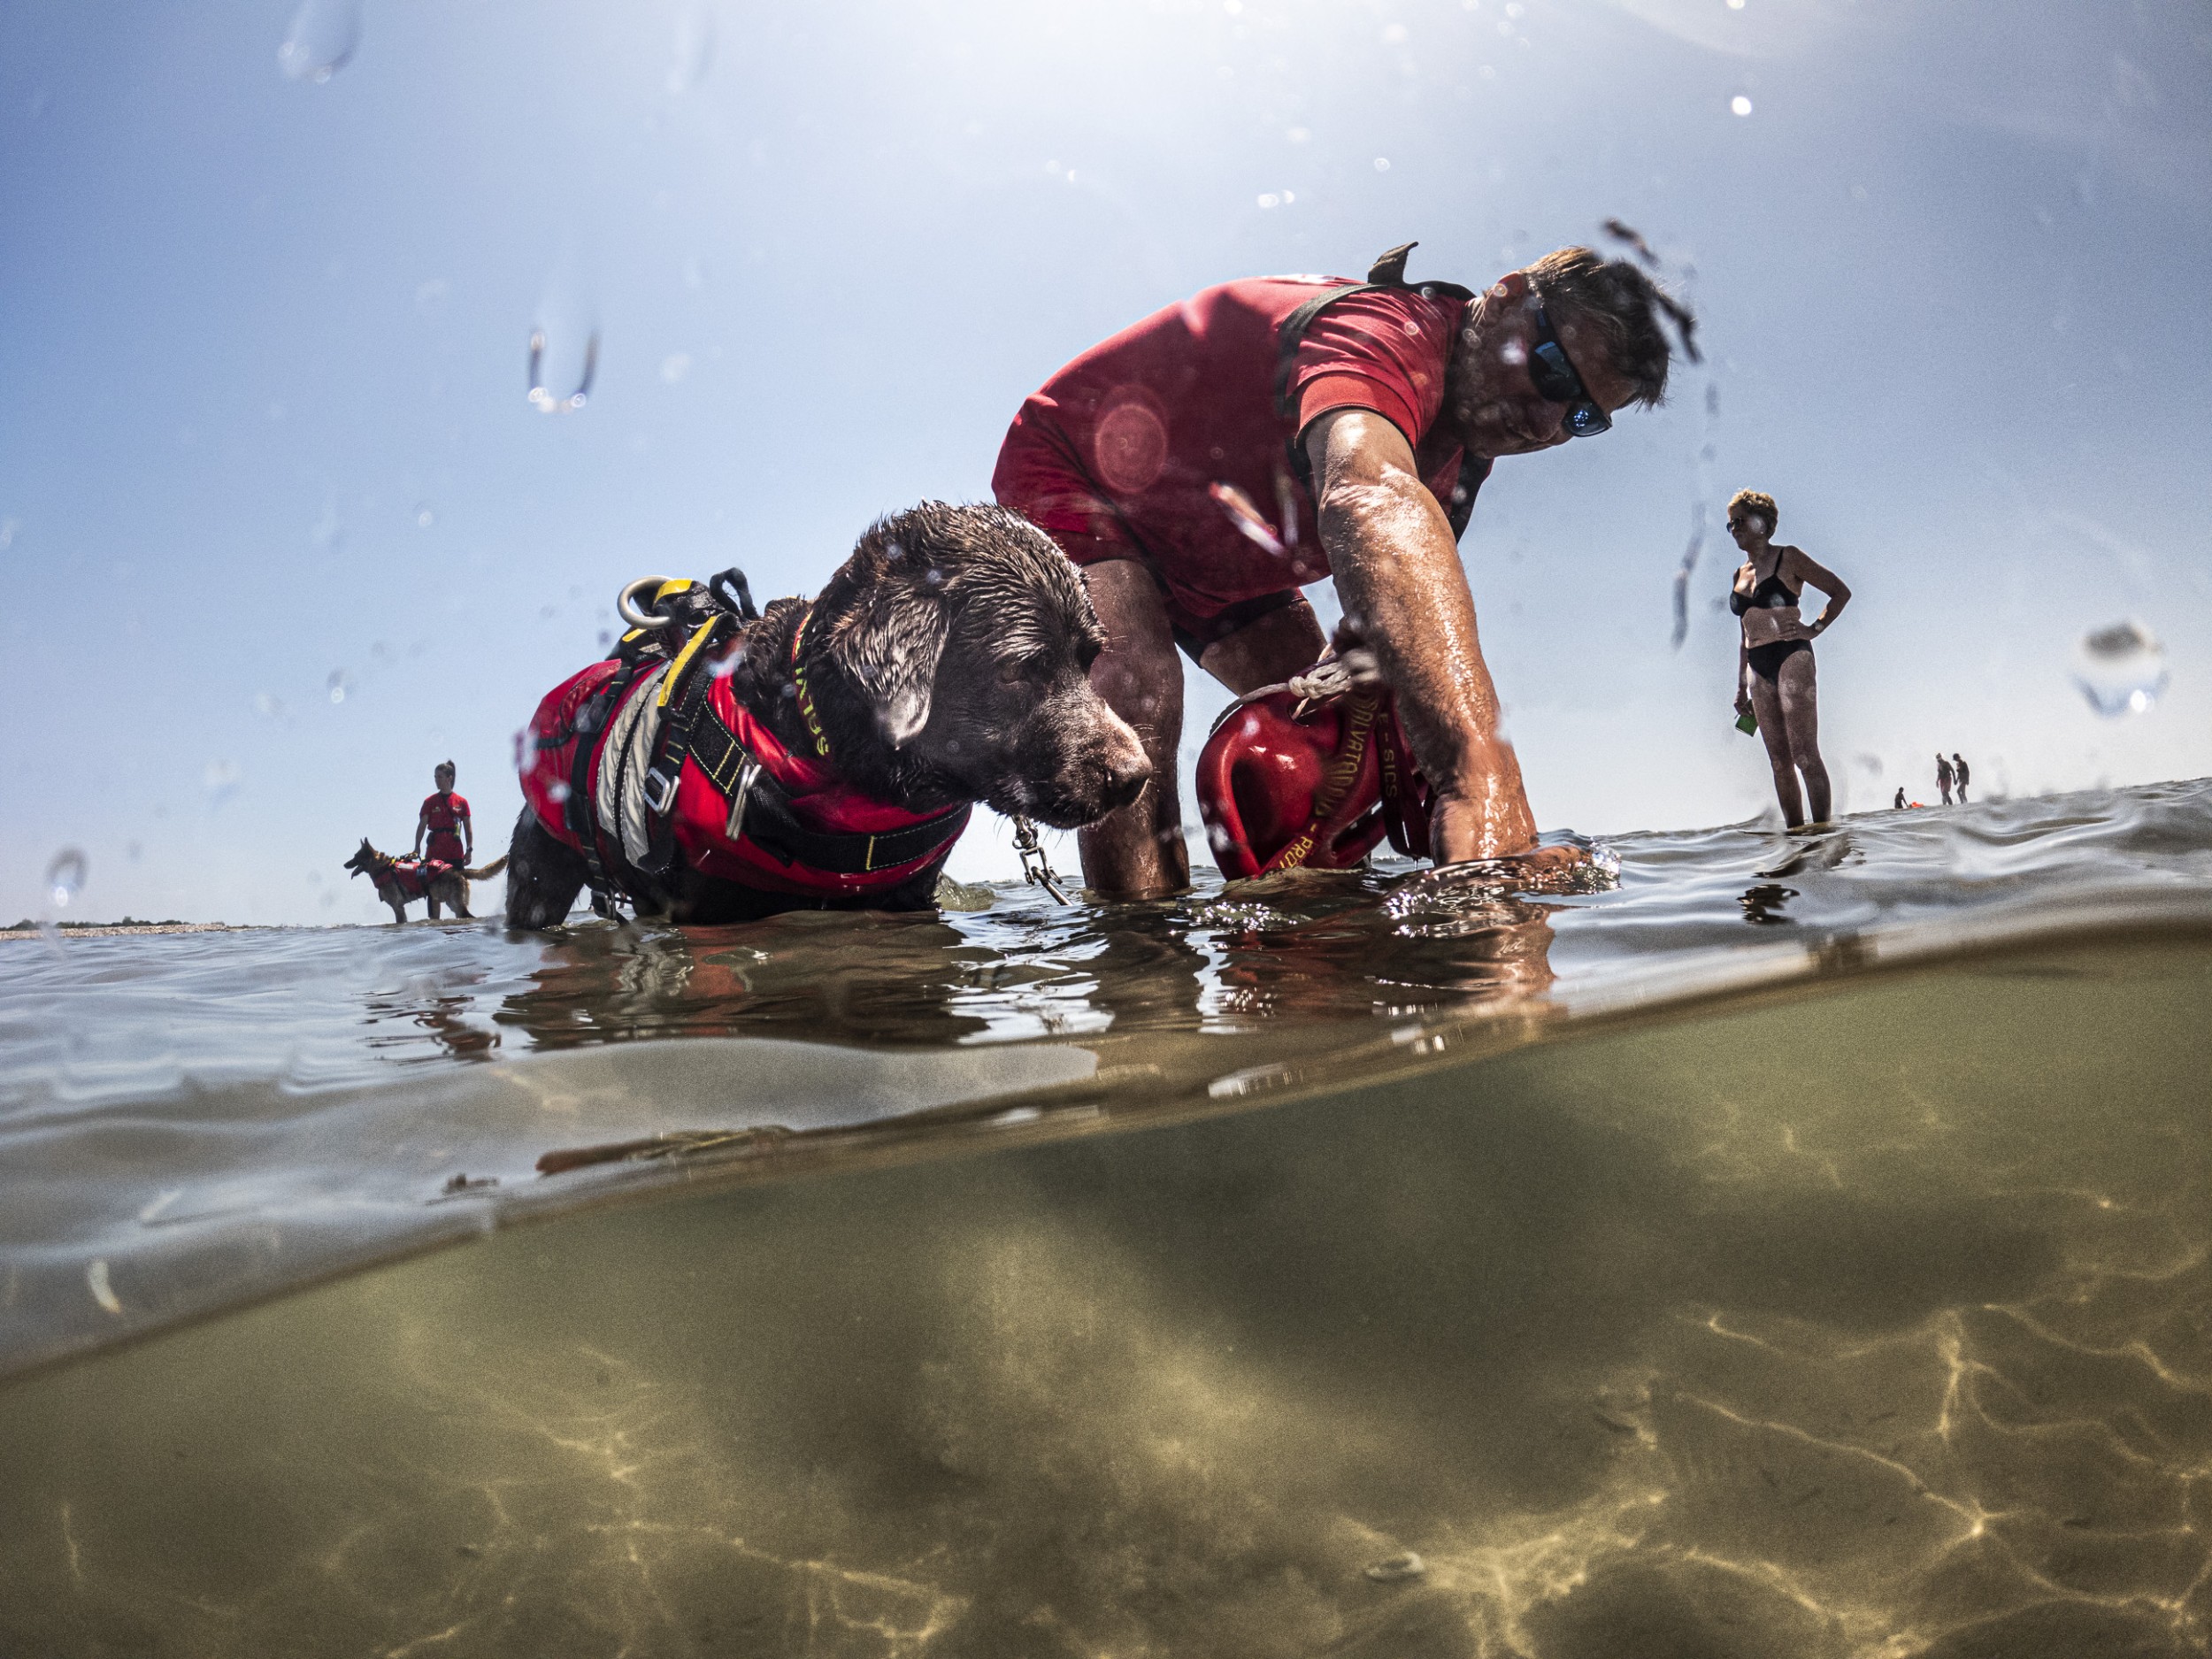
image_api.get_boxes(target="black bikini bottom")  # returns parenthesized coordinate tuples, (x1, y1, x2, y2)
(1747, 639, 1810, 682)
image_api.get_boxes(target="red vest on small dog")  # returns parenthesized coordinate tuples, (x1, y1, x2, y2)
(382, 857, 457, 899)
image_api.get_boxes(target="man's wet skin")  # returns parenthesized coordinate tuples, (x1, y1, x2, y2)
(1048, 257, 1665, 902)
(1307, 277, 1639, 876)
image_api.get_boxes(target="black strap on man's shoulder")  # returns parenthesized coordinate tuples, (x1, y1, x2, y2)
(687, 696, 970, 877)
(1274, 242, 1480, 536)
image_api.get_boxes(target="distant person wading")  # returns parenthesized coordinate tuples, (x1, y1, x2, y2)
(1729, 491, 1850, 828)
(1936, 753, 1955, 806)
(414, 761, 472, 867)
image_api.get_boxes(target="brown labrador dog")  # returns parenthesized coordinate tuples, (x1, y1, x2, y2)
(504, 502, 1150, 927)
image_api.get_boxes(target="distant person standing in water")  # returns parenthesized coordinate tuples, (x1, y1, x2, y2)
(1729, 490, 1851, 828)
(1936, 753, 1955, 806)
(1893, 787, 1907, 810)
(413, 761, 472, 867)
(1952, 752, 1970, 803)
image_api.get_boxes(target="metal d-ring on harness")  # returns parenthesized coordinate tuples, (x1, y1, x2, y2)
(1011, 815, 1070, 904)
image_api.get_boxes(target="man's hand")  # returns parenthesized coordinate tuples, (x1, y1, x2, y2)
(1308, 408, 1544, 867)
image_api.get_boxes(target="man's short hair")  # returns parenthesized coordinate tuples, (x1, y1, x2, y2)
(1727, 488, 1778, 531)
(1523, 246, 1696, 408)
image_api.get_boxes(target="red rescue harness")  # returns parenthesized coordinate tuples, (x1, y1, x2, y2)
(377, 856, 457, 900)
(519, 616, 970, 905)
(1195, 671, 1432, 879)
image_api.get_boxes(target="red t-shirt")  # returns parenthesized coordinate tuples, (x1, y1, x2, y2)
(992, 276, 1486, 624)
(421, 791, 470, 860)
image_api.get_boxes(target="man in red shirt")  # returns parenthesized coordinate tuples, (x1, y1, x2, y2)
(413, 761, 472, 868)
(994, 242, 1689, 898)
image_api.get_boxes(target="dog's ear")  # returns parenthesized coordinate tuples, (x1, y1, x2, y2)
(822, 538, 949, 749)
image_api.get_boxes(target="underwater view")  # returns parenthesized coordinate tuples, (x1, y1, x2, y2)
(6, 0, 2212, 1653)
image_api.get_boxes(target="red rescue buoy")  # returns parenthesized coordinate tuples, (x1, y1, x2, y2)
(1195, 674, 1432, 879)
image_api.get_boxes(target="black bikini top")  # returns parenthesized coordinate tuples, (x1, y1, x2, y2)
(1730, 551, 1800, 616)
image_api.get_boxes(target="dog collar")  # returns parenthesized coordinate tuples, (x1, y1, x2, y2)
(791, 607, 831, 760)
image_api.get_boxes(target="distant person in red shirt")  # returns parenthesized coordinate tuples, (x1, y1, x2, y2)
(413, 761, 472, 868)
(994, 242, 1691, 898)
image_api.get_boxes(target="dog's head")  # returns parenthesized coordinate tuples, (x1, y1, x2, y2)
(343, 839, 384, 879)
(810, 503, 1149, 828)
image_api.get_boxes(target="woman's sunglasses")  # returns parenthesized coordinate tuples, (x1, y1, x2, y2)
(1529, 304, 1611, 438)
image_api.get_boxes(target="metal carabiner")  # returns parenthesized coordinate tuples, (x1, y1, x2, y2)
(1012, 815, 1071, 904)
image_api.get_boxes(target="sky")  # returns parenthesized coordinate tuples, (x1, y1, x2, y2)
(2, 0, 2208, 926)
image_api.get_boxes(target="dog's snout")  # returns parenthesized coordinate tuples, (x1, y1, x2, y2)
(1102, 745, 1150, 810)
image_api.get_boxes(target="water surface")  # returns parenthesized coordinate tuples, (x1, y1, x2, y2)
(3, 783, 2210, 1655)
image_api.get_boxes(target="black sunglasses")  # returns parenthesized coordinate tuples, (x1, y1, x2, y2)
(1529, 304, 1611, 438)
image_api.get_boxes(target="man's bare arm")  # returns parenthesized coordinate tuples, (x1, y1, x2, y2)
(1307, 407, 1540, 865)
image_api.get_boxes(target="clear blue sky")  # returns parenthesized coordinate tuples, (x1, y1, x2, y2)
(4, 0, 2208, 925)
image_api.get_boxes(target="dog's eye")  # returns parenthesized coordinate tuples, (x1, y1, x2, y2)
(998, 658, 1031, 686)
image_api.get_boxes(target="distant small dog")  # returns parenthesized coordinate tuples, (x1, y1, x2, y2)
(345, 839, 508, 923)
(506, 501, 1150, 927)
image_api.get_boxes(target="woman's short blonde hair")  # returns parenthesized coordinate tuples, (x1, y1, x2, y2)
(1727, 489, 1777, 532)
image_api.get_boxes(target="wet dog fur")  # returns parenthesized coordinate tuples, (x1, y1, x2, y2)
(504, 502, 1149, 928)
(345, 839, 508, 923)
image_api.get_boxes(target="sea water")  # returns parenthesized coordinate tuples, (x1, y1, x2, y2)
(2, 782, 2210, 1656)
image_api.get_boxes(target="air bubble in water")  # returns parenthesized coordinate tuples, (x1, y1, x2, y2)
(277, 0, 361, 82)
(668, 7, 716, 93)
(2074, 619, 2168, 716)
(44, 849, 87, 910)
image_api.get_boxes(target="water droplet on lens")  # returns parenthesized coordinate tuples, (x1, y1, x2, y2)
(277, 0, 361, 83)
(413, 503, 435, 529)
(547, 780, 572, 803)
(44, 849, 87, 910)
(2074, 618, 2168, 717)
(311, 499, 344, 552)
(1731, 95, 1754, 116)
(327, 669, 354, 704)
(204, 759, 242, 805)
(660, 352, 691, 384)
(1373, 156, 1391, 172)
(668, 6, 715, 93)
(527, 266, 600, 414)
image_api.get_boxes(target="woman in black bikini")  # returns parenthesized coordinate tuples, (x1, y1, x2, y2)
(1728, 490, 1851, 827)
